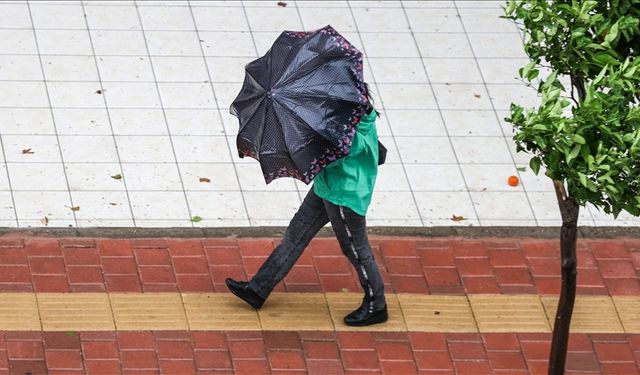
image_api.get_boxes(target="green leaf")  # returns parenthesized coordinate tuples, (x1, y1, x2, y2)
(533, 11, 544, 22)
(571, 29, 585, 38)
(573, 134, 586, 144)
(592, 65, 608, 86)
(566, 144, 581, 164)
(585, 43, 606, 50)
(623, 65, 638, 78)
(191, 216, 202, 223)
(541, 71, 558, 89)
(529, 156, 541, 174)
(579, 0, 598, 17)
(519, 61, 537, 80)
(604, 22, 619, 44)
(517, 166, 527, 172)
(505, 0, 516, 15)
(593, 52, 619, 66)
(110, 174, 122, 180)
(578, 172, 588, 187)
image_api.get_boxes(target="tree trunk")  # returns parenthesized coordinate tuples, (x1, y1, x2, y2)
(548, 180, 580, 375)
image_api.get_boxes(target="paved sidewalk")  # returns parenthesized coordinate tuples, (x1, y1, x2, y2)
(0, 235, 637, 374)
(1, 236, 638, 295)
(1, 0, 638, 228)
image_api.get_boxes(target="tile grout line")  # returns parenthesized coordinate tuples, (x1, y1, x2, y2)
(0, 53, 537, 60)
(453, 1, 539, 227)
(8, 1, 517, 10)
(0, 27, 524, 34)
(463, 293, 481, 334)
(346, 0, 426, 226)
(133, 0, 195, 228)
(397, 2, 481, 226)
(0, 120, 20, 228)
(609, 294, 628, 334)
(0, 79, 536, 85)
(33, 292, 44, 331)
(239, 0, 307, 215)
(25, 0, 79, 228)
(80, 1, 137, 227)
(186, 0, 252, 226)
(0, 106, 526, 110)
(239, 0, 313, 220)
(290, 1, 311, 204)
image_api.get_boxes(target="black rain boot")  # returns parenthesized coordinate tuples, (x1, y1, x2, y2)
(344, 299, 388, 327)
(225, 278, 265, 309)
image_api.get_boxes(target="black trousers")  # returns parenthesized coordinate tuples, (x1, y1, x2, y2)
(249, 187, 386, 311)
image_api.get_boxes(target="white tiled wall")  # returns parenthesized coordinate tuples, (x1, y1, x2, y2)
(0, 0, 634, 228)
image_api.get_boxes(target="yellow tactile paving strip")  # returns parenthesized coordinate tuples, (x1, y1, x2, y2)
(470, 294, 551, 332)
(398, 294, 476, 332)
(0, 292, 634, 333)
(110, 293, 188, 331)
(541, 296, 625, 333)
(183, 293, 261, 331)
(260, 293, 334, 331)
(38, 293, 115, 331)
(0, 293, 40, 331)
(612, 296, 640, 333)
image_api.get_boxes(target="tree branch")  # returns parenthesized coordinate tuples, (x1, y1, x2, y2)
(571, 74, 587, 102)
(569, 79, 579, 106)
(553, 179, 568, 203)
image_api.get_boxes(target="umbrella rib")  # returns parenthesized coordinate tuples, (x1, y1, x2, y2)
(271, 98, 318, 158)
(238, 97, 268, 157)
(278, 93, 364, 110)
(246, 69, 267, 91)
(274, 51, 327, 89)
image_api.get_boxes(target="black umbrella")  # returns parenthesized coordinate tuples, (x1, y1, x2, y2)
(230, 25, 370, 184)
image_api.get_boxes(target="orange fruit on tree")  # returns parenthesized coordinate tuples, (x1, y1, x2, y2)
(508, 175, 519, 187)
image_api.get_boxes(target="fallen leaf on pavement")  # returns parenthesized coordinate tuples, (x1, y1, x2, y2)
(451, 214, 466, 222)
(111, 174, 122, 180)
(277, 1, 287, 6)
(474, 93, 481, 98)
(191, 216, 203, 223)
(70, 206, 80, 212)
(22, 148, 34, 154)
(41, 217, 49, 225)
(199, 177, 211, 183)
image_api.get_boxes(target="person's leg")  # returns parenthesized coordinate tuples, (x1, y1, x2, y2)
(323, 201, 386, 325)
(247, 187, 329, 300)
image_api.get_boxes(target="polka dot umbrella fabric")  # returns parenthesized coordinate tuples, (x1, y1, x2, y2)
(230, 25, 369, 184)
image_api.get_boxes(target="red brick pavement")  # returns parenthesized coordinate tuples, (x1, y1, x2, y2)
(0, 331, 636, 375)
(0, 236, 639, 374)
(0, 236, 638, 295)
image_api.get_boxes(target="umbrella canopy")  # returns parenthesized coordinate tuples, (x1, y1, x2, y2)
(230, 25, 369, 184)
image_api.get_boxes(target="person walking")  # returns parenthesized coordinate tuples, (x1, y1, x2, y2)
(226, 103, 387, 327)
(226, 26, 387, 327)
